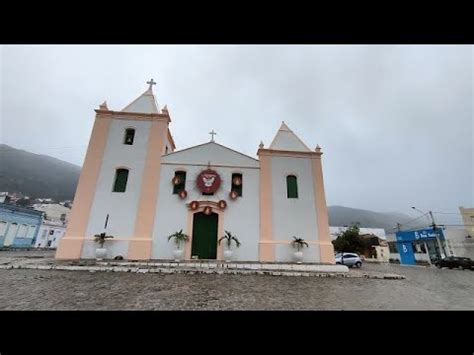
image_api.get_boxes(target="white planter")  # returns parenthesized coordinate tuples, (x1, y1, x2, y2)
(293, 251, 304, 263)
(173, 249, 184, 261)
(224, 250, 233, 262)
(96, 248, 107, 260)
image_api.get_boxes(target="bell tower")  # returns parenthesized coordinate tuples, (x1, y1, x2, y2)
(56, 79, 175, 260)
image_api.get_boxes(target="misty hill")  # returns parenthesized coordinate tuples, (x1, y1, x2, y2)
(0, 144, 81, 201)
(328, 206, 412, 232)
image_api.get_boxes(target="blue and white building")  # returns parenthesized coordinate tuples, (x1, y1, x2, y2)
(0, 203, 43, 248)
(388, 227, 447, 265)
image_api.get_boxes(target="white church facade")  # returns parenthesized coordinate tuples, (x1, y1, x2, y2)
(56, 80, 335, 264)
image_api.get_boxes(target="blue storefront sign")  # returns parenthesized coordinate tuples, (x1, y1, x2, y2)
(398, 241, 416, 265)
(395, 228, 445, 265)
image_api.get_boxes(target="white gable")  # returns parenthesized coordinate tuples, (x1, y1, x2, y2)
(269, 122, 311, 152)
(121, 87, 159, 114)
(161, 142, 260, 168)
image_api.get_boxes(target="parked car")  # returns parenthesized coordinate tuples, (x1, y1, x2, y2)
(434, 256, 474, 270)
(335, 252, 362, 268)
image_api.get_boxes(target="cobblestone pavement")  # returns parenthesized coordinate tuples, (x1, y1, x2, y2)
(0, 250, 473, 310)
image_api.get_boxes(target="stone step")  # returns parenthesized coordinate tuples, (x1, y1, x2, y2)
(91, 261, 349, 273)
(0, 263, 405, 279)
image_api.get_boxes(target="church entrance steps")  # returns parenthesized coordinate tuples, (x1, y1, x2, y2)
(0, 258, 406, 279)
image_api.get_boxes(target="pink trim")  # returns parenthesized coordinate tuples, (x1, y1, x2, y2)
(56, 112, 112, 260)
(258, 152, 274, 261)
(311, 155, 335, 264)
(128, 120, 168, 260)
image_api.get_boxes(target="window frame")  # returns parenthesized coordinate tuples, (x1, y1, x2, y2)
(286, 174, 299, 199)
(27, 225, 36, 238)
(113, 168, 130, 193)
(173, 170, 187, 194)
(231, 173, 243, 197)
(123, 128, 136, 145)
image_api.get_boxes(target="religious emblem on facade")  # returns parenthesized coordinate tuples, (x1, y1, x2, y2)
(196, 169, 221, 194)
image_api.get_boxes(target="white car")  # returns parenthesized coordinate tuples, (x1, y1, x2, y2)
(335, 252, 362, 268)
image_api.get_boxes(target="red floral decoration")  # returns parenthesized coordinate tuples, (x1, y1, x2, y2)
(218, 200, 227, 210)
(179, 190, 187, 199)
(203, 206, 212, 215)
(229, 191, 238, 200)
(196, 169, 221, 194)
(232, 176, 242, 186)
(190, 201, 199, 210)
(172, 176, 181, 185)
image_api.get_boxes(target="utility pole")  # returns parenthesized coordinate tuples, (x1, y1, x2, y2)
(428, 210, 446, 259)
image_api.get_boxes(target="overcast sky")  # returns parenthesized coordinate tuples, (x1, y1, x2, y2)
(1, 45, 472, 222)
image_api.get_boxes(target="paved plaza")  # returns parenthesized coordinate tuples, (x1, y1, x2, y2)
(0, 250, 473, 310)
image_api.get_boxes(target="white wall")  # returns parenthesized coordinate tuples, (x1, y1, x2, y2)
(162, 142, 260, 168)
(83, 118, 152, 258)
(270, 156, 320, 262)
(389, 252, 400, 261)
(153, 143, 260, 260)
(414, 252, 431, 262)
(33, 204, 71, 222)
(35, 224, 66, 248)
(445, 228, 474, 259)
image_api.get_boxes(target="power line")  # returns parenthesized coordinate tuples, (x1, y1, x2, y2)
(397, 212, 430, 228)
(438, 224, 474, 227)
(432, 211, 474, 216)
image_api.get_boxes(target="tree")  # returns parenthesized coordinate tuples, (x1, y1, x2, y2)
(332, 223, 365, 254)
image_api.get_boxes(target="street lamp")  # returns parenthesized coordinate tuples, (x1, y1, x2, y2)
(411, 207, 432, 224)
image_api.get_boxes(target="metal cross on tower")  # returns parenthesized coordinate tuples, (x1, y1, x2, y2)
(209, 130, 217, 142)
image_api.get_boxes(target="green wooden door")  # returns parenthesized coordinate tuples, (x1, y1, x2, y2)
(191, 212, 218, 259)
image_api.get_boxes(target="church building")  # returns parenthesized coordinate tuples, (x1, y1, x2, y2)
(56, 80, 335, 264)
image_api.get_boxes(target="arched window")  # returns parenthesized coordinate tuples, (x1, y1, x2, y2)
(286, 175, 298, 198)
(124, 128, 135, 145)
(173, 171, 186, 194)
(113, 169, 129, 192)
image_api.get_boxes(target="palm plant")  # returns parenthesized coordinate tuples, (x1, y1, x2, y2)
(291, 236, 309, 252)
(168, 229, 189, 249)
(218, 230, 241, 250)
(93, 233, 114, 248)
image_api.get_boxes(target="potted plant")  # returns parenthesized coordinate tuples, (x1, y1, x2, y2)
(168, 229, 189, 261)
(218, 230, 241, 261)
(291, 236, 309, 263)
(93, 233, 114, 260)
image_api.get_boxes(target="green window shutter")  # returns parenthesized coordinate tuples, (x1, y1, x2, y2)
(173, 171, 186, 194)
(113, 169, 129, 192)
(287, 175, 298, 198)
(231, 173, 243, 197)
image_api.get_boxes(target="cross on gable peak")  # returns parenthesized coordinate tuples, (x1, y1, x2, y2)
(146, 78, 157, 89)
(209, 130, 217, 142)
